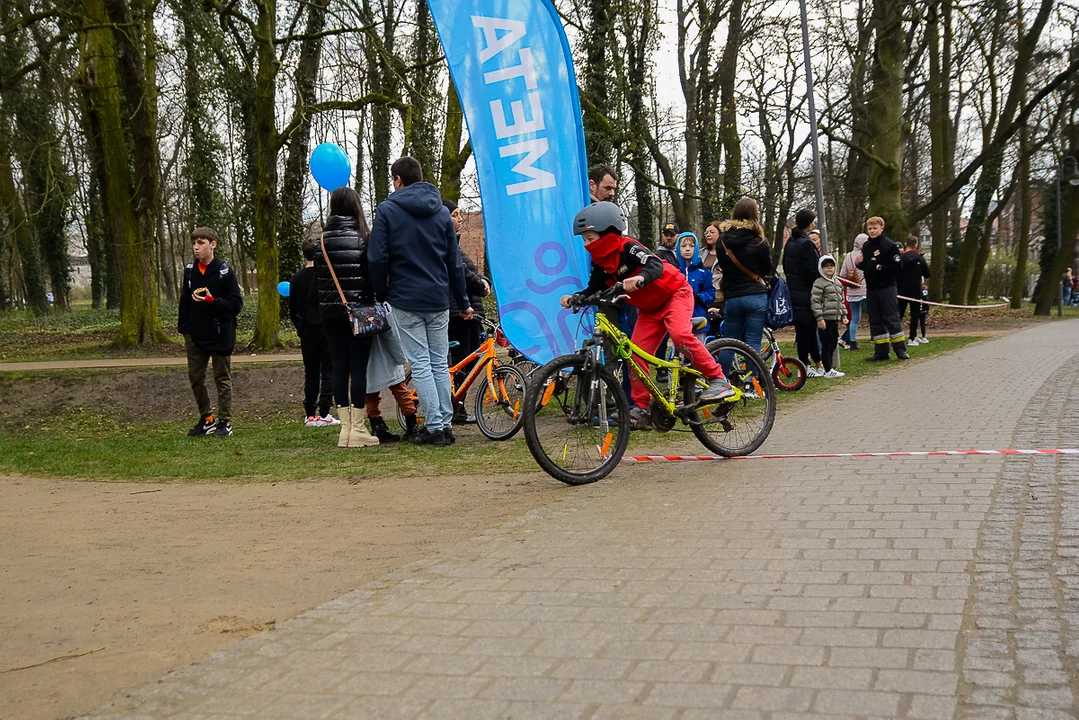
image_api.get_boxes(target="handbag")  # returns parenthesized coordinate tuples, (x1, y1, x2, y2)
(720, 239, 767, 287)
(322, 234, 389, 337)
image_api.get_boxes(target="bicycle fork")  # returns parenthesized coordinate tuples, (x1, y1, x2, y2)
(587, 344, 614, 459)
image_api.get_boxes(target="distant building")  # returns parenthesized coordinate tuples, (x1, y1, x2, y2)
(458, 210, 487, 274)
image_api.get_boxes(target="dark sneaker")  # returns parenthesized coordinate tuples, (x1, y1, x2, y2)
(628, 407, 652, 431)
(444, 428, 457, 445)
(211, 419, 233, 437)
(699, 378, 737, 402)
(188, 415, 215, 436)
(412, 428, 450, 446)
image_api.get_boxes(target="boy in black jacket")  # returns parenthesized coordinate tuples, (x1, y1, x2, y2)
(289, 228, 337, 427)
(178, 227, 244, 436)
(855, 216, 907, 361)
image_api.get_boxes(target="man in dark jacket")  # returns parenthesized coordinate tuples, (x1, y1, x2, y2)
(367, 156, 471, 447)
(178, 227, 244, 437)
(898, 235, 930, 343)
(782, 209, 823, 374)
(656, 222, 680, 267)
(289, 225, 336, 427)
(856, 216, 907, 361)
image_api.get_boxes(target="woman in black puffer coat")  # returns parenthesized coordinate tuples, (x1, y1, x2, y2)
(314, 187, 379, 448)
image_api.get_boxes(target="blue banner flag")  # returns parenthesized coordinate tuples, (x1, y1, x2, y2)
(427, 0, 591, 363)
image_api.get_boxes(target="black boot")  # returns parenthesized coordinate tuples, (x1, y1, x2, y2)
(370, 416, 401, 443)
(892, 340, 909, 360)
(865, 341, 890, 362)
(848, 340, 859, 351)
(403, 414, 419, 441)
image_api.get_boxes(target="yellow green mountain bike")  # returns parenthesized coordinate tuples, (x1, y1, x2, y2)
(522, 283, 776, 485)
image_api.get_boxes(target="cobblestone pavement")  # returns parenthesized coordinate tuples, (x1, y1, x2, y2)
(85, 322, 1079, 720)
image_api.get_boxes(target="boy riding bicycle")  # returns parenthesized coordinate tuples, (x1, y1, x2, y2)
(560, 202, 735, 429)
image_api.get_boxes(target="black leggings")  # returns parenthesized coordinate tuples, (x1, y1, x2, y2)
(300, 325, 333, 417)
(794, 310, 822, 365)
(818, 320, 839, 372)
(323, 318, 373, 408)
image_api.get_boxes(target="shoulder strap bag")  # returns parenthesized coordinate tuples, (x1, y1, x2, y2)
(322, 234, 389, 337)
(720, 239, 767, 287)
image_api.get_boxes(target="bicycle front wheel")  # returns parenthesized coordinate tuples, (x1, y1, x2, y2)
(474, 363, 527, 441)
(686, 338, 776, 457)
(772, 357, 807, 391)
(523, 355, 630, 485)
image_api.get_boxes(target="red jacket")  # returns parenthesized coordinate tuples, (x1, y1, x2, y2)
(584, 233, 685, 312)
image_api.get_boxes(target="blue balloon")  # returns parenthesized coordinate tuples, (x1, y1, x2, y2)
(310, 143, 351, 191)
(277, 281, 290, 297)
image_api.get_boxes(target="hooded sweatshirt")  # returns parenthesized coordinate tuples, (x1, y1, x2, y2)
(676, 232, 715, 317)
(583, 233, 685, 312)
(367, 181, 469, 313)
(839, 234, 868, 300)
(811, 255, 848, 323)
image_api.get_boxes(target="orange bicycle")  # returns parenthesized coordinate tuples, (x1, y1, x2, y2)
(396, 317, 527, 441)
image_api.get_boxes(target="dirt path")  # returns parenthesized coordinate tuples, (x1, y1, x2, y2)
(0, 472, 564, 720)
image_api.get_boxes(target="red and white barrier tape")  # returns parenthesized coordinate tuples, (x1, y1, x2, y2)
(895, 295, 1008, 309)
(628, 448, 1079, 463)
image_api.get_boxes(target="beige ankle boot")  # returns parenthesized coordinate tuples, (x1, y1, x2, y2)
(347, 407, 380, 448)
(337, 406, 351, 448)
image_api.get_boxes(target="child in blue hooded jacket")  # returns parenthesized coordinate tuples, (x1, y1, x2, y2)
(677, 232, 715, 337)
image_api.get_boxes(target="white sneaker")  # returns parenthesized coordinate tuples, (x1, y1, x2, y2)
(316, 414, 341, 426)
(824, 369, 845, 378)
(806, 367, 823, 378)
(908, 338, 920, 346)
(919, 336, 929, 343)
(304, 416, 319, 427)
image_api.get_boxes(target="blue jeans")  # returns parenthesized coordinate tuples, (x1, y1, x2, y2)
(842, 298, 864, 343)
(720, 293, 768, 373)
(393, 308, 454, 432)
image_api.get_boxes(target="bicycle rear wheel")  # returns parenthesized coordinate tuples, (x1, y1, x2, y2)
(686, 338, 776, 456)
(474, 363, 527, 441)
(523, 355, 630, 485)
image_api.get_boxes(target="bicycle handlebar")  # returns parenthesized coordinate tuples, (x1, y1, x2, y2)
(568, 282, 625, 311)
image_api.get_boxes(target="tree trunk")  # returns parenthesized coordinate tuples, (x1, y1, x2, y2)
(951, 0, 1055, 304)
(250, 0, 281, 348)
(1034, 178, 1079, 314)
(716, 0, 745, 215)
(581, 0, 613, 166)
(81, 0, 161, 341)
(866, 0, 909, 242)
(438, 82, 472, 203)
(926, 1, 950, 301)
(1010, 116, 1032, 308)
(407, 0, 441, 179)
(100, 0, 167, 343)
(835, 4, 873, 250)
(0, 133, 48, 313)
(626, 1, 655, 244)
(180, 4, 225, 229)
(278, 0, 328, 283)
(86, 172, 106, 309)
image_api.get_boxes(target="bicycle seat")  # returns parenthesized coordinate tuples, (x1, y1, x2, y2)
(691, 317, 708, 332)
(448, 341, 460, 349)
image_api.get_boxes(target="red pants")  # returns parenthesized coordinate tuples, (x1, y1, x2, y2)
(630, 284, 724, 409)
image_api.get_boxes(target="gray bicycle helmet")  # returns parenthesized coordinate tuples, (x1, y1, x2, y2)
(573, 201, 628, 236)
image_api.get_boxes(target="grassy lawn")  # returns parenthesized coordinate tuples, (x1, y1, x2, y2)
(0, 335, 985, 483)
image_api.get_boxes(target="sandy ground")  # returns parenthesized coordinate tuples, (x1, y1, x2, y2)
(0, 473, 564, 720)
